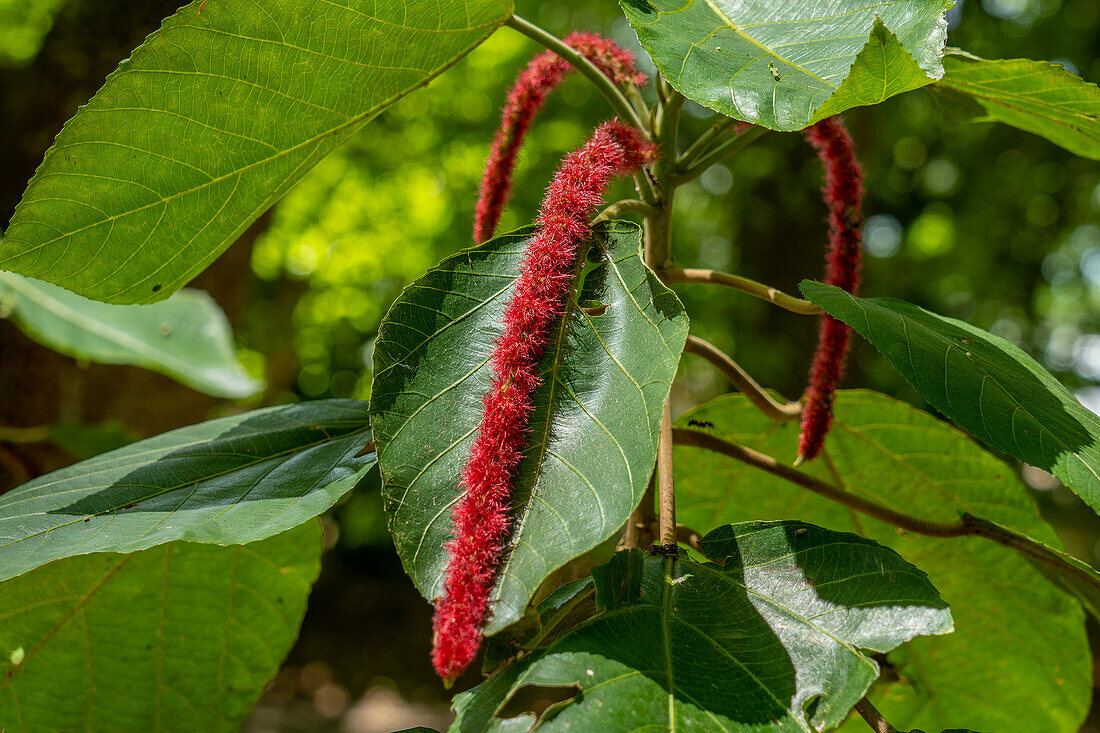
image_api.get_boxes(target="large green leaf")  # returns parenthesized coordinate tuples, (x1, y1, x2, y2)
(0, 271, 260, 398)
(451, 521, 951, 732)
(619, 0, 951, 131)
(0, 399, 374, 581)
(932, 51, 1100, 160)
(801, 281, 1100, 516)
(0, 522, 320, 732)
(371, 221, 689, 634)
(0, 0, 513, 304)
(675, 390, 1090, 733)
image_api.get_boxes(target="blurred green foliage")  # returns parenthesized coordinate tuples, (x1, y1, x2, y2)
(249, 0, 1100, 414)
(0, 0, 68, 63)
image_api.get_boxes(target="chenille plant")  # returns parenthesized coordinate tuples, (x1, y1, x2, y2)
(0, 2, 1099, 732)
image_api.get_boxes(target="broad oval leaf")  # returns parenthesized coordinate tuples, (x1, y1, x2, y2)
(675, 390, 1090, 733)
(801, 280, 1100, 516)
(371, 221, 689, 634)
(0, 271, 260, 398)
(0, 399, 374, 581)
(932, 50, 1100, 160)
(0, 0, 513, 304)
(0, 522, 320, 732)
(451, 521, 951, 732)
(619, 0, 951, 131)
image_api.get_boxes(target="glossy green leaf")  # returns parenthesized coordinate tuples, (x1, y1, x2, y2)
(371, 221, 688, 634)
(0, 399, 374, 581)
(0, 272, 260, 398)
(932, 51, 1100, 160)
(802, 280, 1100, 516)
(0, 0, 513, 304)
(675, 390, 1090, 733)
(619, 0, 950, 131)
(452, 521, 951, 732)
(0, 522, 321, 732)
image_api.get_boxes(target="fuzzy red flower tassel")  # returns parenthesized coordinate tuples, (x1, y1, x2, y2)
(433, 120, 656, 683)
(473, 33, 647, 244)
(797, 116, 864, 463)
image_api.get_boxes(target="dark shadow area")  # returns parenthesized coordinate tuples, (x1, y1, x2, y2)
(47, 402, 371, 518)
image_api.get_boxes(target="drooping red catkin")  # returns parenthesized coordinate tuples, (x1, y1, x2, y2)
(798, 116, 864, 462)
(473, 33, 647, 243)
(433, 120, 656, 682)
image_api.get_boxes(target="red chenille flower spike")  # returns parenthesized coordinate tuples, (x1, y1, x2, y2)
(473, 33, 646, 244)
(798, 116, 864, 462)
(433, 120, 656, 683)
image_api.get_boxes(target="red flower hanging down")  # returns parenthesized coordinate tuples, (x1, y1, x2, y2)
(798, 116, 865, 462)
(473, 33, 646, 243)
(433, 120, 656, 682)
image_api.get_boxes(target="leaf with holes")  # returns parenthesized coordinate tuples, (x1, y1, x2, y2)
(931, 50, 1100, 160)
(0, 399, 374, 581)
(0, 272, 260, 398)
(802, 280, 1100, 517)
(674, 390, 1090, 733)
(0, 522, 320, 732)
(370, 221, 688, 634)
(0, 0, 513, 304)
(451, 521, 951, 732)
(619, 0, 951, 131)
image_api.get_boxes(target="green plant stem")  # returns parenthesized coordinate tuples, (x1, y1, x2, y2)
(674, 126, 767, 185)
(673, 428, 1100, 596)
(678, 116, 737, 168)
(854, 698, 898, 733)
(659, 268, 823, 315)
(593, 199, 661, 224)
(504, 15, 647, 134)
(683, 336, 801, 421)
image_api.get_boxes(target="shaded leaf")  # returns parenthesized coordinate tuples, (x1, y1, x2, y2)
(932, 50, 1100, 160)
(619, 0, 950, 131)
(0, 522, 321, 732)
(371, 221, 688, 634)
(675, 390, 1089, 733)
(0, 399, 374, 581)
(452, 521, 951, 732)
(0, 272, 260, 397)
(801, 280, 1100, 516)
(0, 0, 513, 303)
(48, 419, 138, 460)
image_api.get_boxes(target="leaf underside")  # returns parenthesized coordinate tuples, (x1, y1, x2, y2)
(0, 0, 514, 304)
(0, 272, 260, 398)
(371, 222, 689, 635)
(933, 50, 1100, 160)
(619, 0, 951, 131)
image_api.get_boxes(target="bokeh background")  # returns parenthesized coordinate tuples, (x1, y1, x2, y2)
(1, 0, 1099, 730)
